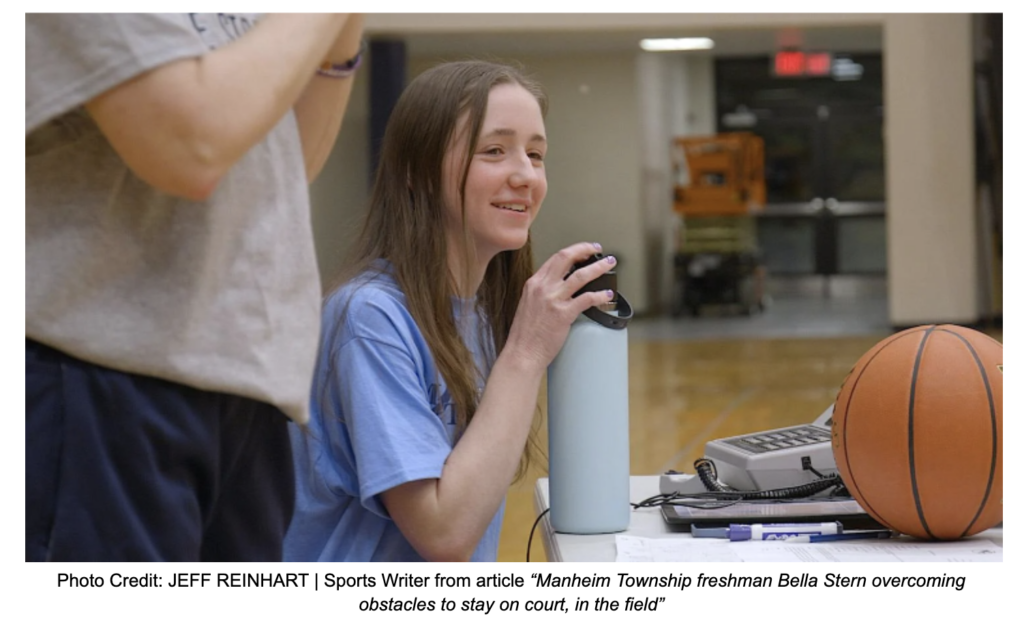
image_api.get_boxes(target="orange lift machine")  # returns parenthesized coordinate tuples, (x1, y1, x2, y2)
(671, 132, 767, 316)
(673, 132, 766, 215)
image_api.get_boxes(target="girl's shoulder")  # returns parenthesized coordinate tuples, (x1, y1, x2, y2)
(326, 269, 404, 311)
(322, 268, 416, 345)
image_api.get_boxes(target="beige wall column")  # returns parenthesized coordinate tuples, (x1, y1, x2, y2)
(637, 52, 673, 314)
(638, 53, 717, 314)
(884, 14, 977, 325)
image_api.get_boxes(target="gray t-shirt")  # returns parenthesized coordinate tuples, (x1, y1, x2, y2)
(26, 13, 321, 422)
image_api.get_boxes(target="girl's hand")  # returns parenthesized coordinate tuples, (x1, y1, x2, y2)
(504, 242, 618, 371)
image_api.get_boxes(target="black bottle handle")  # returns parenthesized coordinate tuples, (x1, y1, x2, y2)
(566, 254, 633, 330)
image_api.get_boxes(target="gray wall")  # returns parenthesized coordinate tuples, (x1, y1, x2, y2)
(500, 53, 646, 312)
(308, 66, 371, 292)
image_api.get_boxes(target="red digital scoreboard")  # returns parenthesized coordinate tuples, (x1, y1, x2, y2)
(773, 51, 833, 77)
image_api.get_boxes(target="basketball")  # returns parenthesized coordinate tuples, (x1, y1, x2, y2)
(831, 325, 1002, 540)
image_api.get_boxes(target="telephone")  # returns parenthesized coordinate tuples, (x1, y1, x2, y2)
(661, 405, 839, 496)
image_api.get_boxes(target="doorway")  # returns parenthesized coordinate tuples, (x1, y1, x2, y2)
(715, 55, 886, 290)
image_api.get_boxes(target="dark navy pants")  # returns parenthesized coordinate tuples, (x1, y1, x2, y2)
(25, 339, 295, 562)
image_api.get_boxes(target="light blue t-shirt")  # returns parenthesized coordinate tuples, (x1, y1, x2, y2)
(284, 266, 503, 562)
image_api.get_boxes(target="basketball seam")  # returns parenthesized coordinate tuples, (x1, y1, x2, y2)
(939, 329, 999, 538)
(907, 327, 936, 539)
(838, 327, 925, 532)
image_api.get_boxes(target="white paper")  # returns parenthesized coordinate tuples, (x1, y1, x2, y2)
(614, 534, 1002, 562)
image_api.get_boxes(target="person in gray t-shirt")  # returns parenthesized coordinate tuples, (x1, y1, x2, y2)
(25, 13, 363, 561)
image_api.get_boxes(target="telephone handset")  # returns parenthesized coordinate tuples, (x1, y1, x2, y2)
(661, 405, 839, 496)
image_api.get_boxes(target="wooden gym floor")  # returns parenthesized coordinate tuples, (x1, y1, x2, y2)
(495, 282, 1003, 562)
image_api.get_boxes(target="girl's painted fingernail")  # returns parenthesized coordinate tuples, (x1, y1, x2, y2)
(606, 256, 616, 265)
(606, 290, 615, 298)
(593, 242, 602, 250)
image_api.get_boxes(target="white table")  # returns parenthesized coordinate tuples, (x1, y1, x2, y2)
(533, 475, 1003, 562)
(533, 476, 684, 562)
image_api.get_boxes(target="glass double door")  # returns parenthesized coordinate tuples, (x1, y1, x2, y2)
(753, 105, 887, 278)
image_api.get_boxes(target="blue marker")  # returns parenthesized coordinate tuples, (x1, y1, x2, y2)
(691, 522, 843, 541)
(784, 530, 895, 544)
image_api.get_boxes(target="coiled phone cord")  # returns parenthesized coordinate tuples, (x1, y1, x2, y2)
(693, 457, 845, 500)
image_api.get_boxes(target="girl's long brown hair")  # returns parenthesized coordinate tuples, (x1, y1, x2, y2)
(333, 60, 548, 482)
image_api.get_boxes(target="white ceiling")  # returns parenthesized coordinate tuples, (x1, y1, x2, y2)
(363, 15, 885, 58)
(400, 26, 884, 58)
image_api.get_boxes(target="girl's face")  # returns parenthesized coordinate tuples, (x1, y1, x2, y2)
(442, 83, 548, 267)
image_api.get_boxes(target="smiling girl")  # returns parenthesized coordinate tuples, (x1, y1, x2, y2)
(284, 60, 616, 562)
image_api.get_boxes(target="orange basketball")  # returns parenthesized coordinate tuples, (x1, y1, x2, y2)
(832, 325, 1002, 540)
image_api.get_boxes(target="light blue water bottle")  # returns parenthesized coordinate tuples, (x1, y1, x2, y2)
(547, 254, 633, 534)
